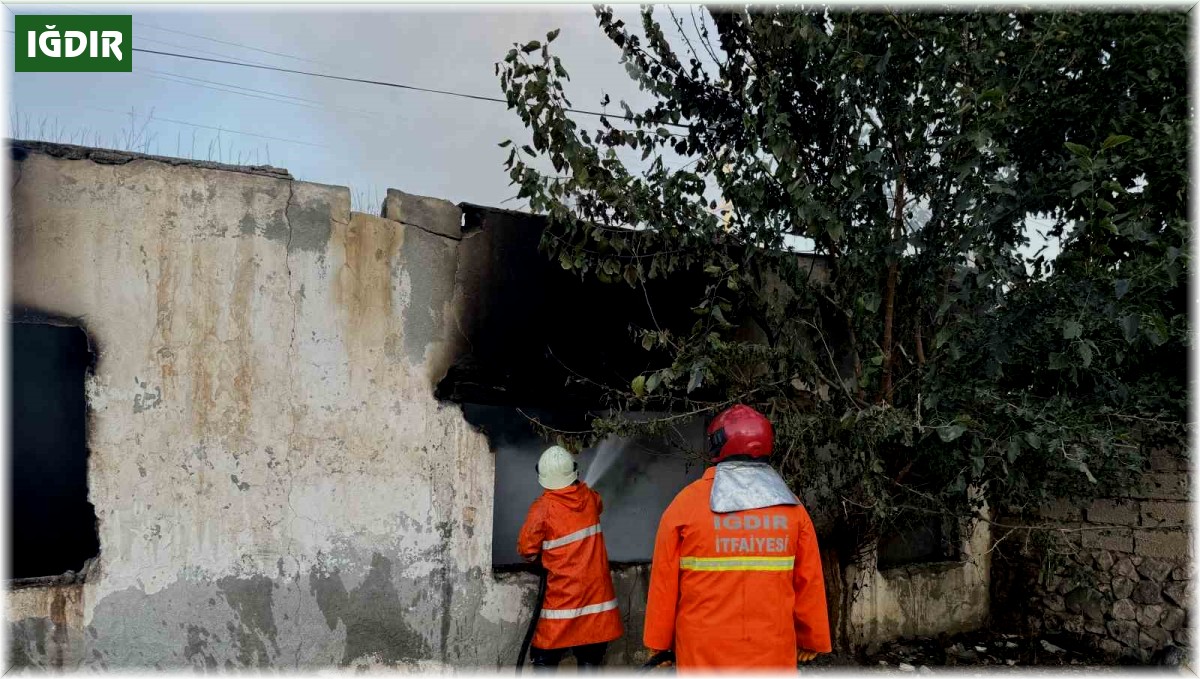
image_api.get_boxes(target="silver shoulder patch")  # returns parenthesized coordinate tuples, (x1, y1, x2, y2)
(710, 460, 800, 513)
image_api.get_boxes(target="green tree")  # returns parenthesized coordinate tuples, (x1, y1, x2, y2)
(497, 8, 1188, 569)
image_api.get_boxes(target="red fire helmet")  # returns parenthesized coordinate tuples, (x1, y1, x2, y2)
(706, 404, 773, 462)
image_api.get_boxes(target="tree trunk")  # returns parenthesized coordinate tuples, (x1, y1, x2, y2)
(879, 173, 905, 404)
(820, 546, 847, 654)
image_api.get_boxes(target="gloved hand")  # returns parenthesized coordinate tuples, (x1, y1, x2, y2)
(644, 648, 674, 667)
(797, 649, 819, 662)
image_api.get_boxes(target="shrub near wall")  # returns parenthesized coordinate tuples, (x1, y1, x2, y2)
(992, 446, 1191, 662)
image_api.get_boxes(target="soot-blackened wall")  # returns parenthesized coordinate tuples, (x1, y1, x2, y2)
(462, 404, 705, 567)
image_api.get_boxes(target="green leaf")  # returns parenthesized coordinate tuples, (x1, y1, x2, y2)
(631, 375, 646, 397)
(971, 454, 985, 478)
(1062, 320, 1082, 339)
(641, 332, 656, 351)
(687, 365, 705, 393)
(1144, 314, 1169, 346)
(711, 306, 730, 327)
(521, 40, 542, 54)
(1064, 141, 1091, 158)
(1120, 314, 1140, 343)
(935, 328, 952, 349)
(980, 87, 1004, 102)
(861, 292, 882, 313)
(869, 353, 884, 366)
(1070, 180, 1091, 197)
(938, 423, 967, 442)
(1101, 134, 1133, 150)
(498, 140, 512, 148)
(827, 222, 844, 242)
(646, 372, 661, 393)
(623, 265, 638, 287)
(1114, 279, 1130, 299)
(1078, 341, 1093, 368)
(1024, 433, 1041, 450)
(1007, 438, 1021, 463)
(546, 28, 561, 43)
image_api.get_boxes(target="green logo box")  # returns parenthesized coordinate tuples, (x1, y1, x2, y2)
(15, 15, 132, 72)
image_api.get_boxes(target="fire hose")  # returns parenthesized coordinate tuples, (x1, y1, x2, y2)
(516, 560, 674, 672)
(515, 564, 548, 671)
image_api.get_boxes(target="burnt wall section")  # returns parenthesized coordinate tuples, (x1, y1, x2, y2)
(464, 404, 705, 566)
(440, 202, 804, 410)
(992, 445, 1191, 663)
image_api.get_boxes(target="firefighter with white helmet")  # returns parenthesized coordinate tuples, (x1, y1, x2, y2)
(517, 445, 623, 669)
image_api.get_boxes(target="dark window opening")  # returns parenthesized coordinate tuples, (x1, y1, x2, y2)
(876, 515, 961, 569)
(8, 320, 100, 580)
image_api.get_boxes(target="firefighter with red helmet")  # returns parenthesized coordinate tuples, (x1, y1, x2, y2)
(642, 405, 831, 670)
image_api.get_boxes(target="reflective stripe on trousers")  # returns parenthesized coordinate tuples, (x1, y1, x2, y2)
(679, 556, 794, 571)
(542, 523, 601, 550)
(540, 598, 619, 620)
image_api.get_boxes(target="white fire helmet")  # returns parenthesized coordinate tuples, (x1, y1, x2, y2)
(536, 445, 578, 490)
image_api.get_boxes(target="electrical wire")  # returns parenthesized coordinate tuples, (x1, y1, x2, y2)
(132, 17, 327, 65)
(24, 102, 329, 148)
(4, 24, 694, 136)
(132, 46, 694, 131)
(138, 68, 387, 120)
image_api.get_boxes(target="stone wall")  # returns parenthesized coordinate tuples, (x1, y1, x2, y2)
(992, 446, 1191, 662)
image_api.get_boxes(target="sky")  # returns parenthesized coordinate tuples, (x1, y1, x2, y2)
(7, 4, 675, 211)
(6, 3, 1062, 259)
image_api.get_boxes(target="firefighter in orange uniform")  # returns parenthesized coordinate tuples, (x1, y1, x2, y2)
(518, 445, 624, 669)
(643, 405, 832, 670)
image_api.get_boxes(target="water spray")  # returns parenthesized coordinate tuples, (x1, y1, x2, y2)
(583, 435, 628, 487)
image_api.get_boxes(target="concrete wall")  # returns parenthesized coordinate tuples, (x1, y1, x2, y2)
(6, 140, 993, 670)
(847, 516, 991, 652)
(6, 141, 535, 671)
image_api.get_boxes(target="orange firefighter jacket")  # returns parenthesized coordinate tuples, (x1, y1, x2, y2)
(643, 467, 831, 669)
(517, 481, 624, 650)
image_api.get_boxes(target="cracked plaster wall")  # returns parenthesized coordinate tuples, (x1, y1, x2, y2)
(4, 143, 561, 670)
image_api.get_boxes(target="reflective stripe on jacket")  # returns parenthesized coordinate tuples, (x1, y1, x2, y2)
(517, 482, 624, 649)
(643, 466, 831, 669)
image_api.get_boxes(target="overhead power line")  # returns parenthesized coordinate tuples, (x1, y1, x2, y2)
(138, 67, 388, 119)
(133, 18, 327, 66)
(23, 101, 329, 148)
(4, 23, 693, 136)
(133, 47, 694, 131)
(136, 35, 280, 69)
